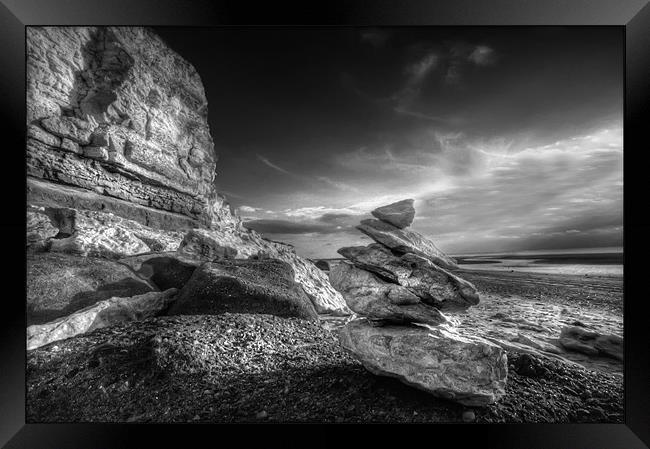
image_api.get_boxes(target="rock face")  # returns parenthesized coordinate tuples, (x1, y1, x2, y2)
(27, 252, 155, 325)
(558, 326, 623, 361)
(338, 319, 508, 406)
(44, 207, 185, 259)
(371, 199, 415, 229)
(27, 205, 59, 252)
(27, 289, 178, 350)
(357, 219, 458, 271)
(169, 259, 319, 321)
(26, 27, 228, 230)
(329, 263, 450, 326)
(338, 243, 478, 309)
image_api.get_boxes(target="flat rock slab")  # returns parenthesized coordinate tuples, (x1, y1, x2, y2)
(371, 199, 415, 229)
(329, 262, 450, 326)
(338, 319, 508, 406)
(558, 326, 623, 361)
(27, 289, 177, 350)
(357, 219, 457, 270)
(27, 252, 155, 325)
(168, 259, 318, 321)
(338, 243, 479, 309)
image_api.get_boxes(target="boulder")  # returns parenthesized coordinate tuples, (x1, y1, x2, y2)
(338, 243, 478, 309)
(27, 289, 178, 350)
(558, 326, 623, 361)
(44, 207, 184, 259)
(175, 228, 351, 316)
(27, 252, 155, 325)
(119, 252, 197, 291)
(356, 219, 457, 270)
(371, 199, 415, 229)
(329, 262, 450, 326)
(168, 259, 319, 321)
(338, 319, 508, 406)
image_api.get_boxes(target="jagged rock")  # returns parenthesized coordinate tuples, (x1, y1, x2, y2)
(44, 207, 184, 259)
(371, 199, 415, 229)
(356, 219, 457, 270)
(175, 228, 351, 316)
(168, 259, 318, 321)
(119, 252, 197, 291)
(27, 252, 155, 325)
(338, 319, 508, 406)
(338, 243, 478, 309)
(175, 229, 239, 264)
(27, 205, 59, 251)
(329, 262, 450, 326)
(558, 326, 623, 361)
(27, 289, 178, 350)
(26, 26, 230, 228)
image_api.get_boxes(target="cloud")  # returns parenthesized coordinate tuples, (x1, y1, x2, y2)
(243, 217, 356, 235)
(256, 154, 294, 176)
(315, 176, 359, 192)
(238, 205, 261, 213)
(468, 45, 496, 66)
(360, 29, 390, 48)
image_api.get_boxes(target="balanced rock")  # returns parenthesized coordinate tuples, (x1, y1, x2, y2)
(338, 243, 478, 309)
(168, 259, 319, 321)
(27, 252, 155, 325)
(357, 219, 457, 270)
(338, 319, 508, 406)
(371, 199, 415, 229)
(558, 326, 623, 361)
(27, 289, 178, 350)
(329, 262, 450, 326)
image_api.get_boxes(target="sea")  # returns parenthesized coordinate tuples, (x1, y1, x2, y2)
(453, 246, 623, 277)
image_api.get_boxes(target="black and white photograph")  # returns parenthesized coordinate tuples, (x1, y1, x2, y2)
(22, 24, 628, 425)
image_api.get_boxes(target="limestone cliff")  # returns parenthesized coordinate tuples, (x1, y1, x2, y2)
(26, 26, 231, 230)
(26, 27, 350, 316)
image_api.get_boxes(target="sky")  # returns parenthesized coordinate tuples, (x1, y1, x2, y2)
(155, 27, 623, 259)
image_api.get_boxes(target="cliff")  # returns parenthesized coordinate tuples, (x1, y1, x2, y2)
(26, 26, 232, 230)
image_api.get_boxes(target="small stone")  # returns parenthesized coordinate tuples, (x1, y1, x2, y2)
(462, 410, 476, 422)
(256, 410, 268, 419)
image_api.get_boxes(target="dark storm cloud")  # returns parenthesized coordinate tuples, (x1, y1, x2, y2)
(155, 27, 623, 258)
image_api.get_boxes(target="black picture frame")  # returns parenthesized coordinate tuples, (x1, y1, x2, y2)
(1, 0, 649, 447)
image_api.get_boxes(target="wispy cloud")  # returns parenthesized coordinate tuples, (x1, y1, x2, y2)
(468, 45, 497, 66)
(360, 29, 390, 48)
(256, 154, 294, 176)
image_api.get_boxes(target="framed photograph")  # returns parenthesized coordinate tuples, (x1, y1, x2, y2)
(1, 0, 649, 447)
